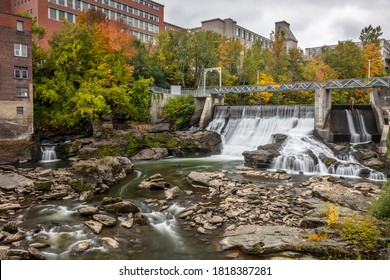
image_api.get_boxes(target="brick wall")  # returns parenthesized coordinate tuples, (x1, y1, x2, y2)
(0, 12, 33, 141)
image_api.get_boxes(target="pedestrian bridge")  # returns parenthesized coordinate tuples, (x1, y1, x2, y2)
(151, 76, 390, 95)
(150, 76, 390, 153)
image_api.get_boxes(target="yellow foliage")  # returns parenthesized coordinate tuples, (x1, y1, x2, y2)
(324, 203, 339, 229)
(340, 214, 381, 250)
(308, 232, 328, 242)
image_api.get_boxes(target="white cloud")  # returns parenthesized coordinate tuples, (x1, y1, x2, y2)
(158, 0, 390, 50)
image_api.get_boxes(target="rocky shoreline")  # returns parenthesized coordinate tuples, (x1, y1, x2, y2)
(0, 157, 389, 260)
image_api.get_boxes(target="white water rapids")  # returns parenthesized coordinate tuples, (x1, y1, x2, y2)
(206, 105, 385, 181)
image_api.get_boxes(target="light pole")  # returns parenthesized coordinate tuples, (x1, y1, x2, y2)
(203, 67, 222, 93)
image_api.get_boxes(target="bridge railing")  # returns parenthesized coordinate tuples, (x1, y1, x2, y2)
(149, 76, 390, 95)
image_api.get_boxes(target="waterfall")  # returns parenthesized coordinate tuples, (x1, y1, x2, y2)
(207, 105, 314, 157)
(206, 105, 385, 181)
(355, 109, 372, 142)
(41, 145, 59, 162)
(345, 109, 361, 143)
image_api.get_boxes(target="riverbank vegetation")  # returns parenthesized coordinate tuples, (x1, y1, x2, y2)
(29, 10, 387, 130)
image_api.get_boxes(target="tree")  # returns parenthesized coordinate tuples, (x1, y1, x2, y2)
(362, 43, 386, 78)
(302, 56, 338, 81)
(33, 9, 153, 129)
(163, 95, 196, 130)
(360, 25, 383, 46)
(324, 41, 364, 79)
(269, 28, 290, 82)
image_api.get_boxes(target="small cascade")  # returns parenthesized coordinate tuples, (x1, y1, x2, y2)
(40, 145, 59, 162)
(355, 109, 372, 142)
(207, 105, 385, 181)
(142, 203, 187, 252)
(345, 109, 361, 143)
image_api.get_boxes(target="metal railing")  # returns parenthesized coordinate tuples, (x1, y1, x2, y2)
(150, 76, 390, 95)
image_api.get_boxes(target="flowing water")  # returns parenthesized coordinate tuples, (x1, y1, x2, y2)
(18, 105, 386, 259)
(206, 105, 385, 181)
(40, 145, 59, 163)
(20, 157, 247, 260)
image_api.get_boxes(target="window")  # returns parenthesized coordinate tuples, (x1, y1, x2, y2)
(14, 44, 27, 57)
(16, 107, 24, 115)
(16, 20, 24, 31)
(14, 67, 28, 79)
(16, 88, 28, 98)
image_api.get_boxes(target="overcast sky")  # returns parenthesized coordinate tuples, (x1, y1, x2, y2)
(157, 0, 390, 50)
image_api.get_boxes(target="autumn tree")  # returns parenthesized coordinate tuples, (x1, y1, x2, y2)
(34, 9, 153, 129)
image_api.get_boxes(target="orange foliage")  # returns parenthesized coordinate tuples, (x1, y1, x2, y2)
(362, 43, 385, 77)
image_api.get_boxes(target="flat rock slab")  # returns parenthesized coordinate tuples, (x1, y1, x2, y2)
(0, 203, 22, 212)
(220, 225, 353, 258)
(220, 225, 308, 254)
(92, 214, 117, 227)
(0, 174, 34, 191)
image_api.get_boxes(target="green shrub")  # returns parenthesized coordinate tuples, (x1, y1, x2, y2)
(163, 95, 196, 130)
(340, 214, 381, 250)
(371, 181, 390, 220)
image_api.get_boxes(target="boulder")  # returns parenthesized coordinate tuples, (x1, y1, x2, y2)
(134, 213, 148, 225)
(101, 237, 120, 249)
(84, 220, 103, 234)
(103, 201, 140, 214)
(172, 131, 222, 157)
(4, 232, 25, 244)
(72, 156, 133, 185)
(138, 173, 169, 190)
(147, 123, 170, 133)
(34, 180, 53, 192)
(165, 186, 182, 200)
(131, 148, 168, 161)
(187, 171, 225, 188)
(78, 206, 99, 216)
(92, 214, 117, 227)
(28, 247, 47, 260)
(121, 218, 134, 229)
(71, 241, 91, 253)
(243, 149, 280, 169)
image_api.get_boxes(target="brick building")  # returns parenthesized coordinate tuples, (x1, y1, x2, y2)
(0, 12, 33, 163)
(5, 0, 165, 47)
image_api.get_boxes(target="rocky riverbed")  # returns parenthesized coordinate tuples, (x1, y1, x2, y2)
(0, 157, 389, 260)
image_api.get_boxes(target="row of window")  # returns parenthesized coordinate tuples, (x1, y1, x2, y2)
(48, 7, 159, 33)
(236, 27, 272, 48)
(48, 7, 76, 23)
(14, 0, 31, 7)
(132, 0, 160, 10)
(48, 0, 160, 22)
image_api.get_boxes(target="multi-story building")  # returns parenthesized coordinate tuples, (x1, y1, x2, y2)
(305, 39, 390, 69)
(199, 18, 298, 50)
(200, 18, 273, 49)
(0, 11, 33, 162)
(275, 21, 298, 51)
(6, 0, 165, 47)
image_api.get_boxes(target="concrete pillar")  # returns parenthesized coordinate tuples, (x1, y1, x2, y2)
(198, 95, 224, 129)
(314, 89, 332, 129)
(149, 93, 174, 124)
